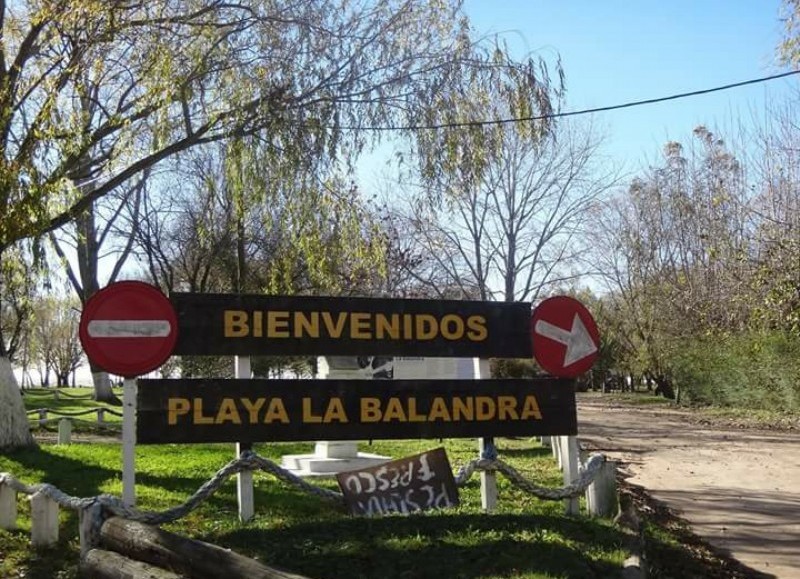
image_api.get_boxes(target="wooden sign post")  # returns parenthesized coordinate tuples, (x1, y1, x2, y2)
(78, 282, 178, 507)
(474, 358, 497, 511)
(235, 356, 254, 522)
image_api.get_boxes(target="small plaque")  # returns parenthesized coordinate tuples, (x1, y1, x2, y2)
(336, 447, 459, 517)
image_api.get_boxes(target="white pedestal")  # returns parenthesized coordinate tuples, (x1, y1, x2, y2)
(279, 356, 477, 477)
(281, 440, 390, 477)
(280, 357, 393, 476)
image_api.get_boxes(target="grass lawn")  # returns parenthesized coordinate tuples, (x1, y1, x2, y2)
(21, 387, 124, 432)
(1, 387, 629, 578)
(1, 426, 628, 579)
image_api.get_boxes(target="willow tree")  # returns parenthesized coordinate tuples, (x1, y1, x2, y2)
(135, 138, 389, 378)
(0, 0, 560, 448)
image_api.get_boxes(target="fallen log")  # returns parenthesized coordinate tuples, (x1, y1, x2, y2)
(98, 517, 310, 579)
(80, 548, 183, 579)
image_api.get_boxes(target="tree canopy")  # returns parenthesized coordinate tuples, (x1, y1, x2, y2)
(0, 0, 563, 449)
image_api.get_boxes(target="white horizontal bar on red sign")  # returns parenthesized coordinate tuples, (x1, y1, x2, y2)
(87, 320, 171, 338)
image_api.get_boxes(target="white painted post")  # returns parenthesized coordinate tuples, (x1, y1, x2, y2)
(38, 408, 47, 427)
(552, 436, 562, 468)
(78, 503, 103, 557)
(235, 356, 254, 523)
(0, 482, 17, 530)
(561, 436, 580, 515)
(122, 378, 136, 507)
(57, 418, 72, 445)
(586, 460, 618, 518)
(474, 358, 497, 511)
(30, 491, 59, 547)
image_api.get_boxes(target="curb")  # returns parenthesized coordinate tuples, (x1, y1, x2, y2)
(616, 485, 647, 579)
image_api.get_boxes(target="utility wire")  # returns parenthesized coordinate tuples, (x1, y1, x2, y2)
(358, 69, 800, 131)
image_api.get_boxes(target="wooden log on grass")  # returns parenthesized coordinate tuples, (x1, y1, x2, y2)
(80, 549, 182, 579)
(98, 517, 310, 579)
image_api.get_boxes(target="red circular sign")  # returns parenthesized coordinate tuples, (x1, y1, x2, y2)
(530, 296, 600, 378)
(79, 281, 178, 377)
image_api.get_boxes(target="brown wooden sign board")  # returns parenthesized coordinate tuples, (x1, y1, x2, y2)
(336, 448, 459, 517)
(136, 378, 576, 444)
(169, 292, 532, 358)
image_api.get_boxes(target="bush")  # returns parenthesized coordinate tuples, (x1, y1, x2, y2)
(670, 331, 800, 411)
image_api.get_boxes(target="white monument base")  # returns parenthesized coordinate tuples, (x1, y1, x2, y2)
(279, 356, 476, 476)
(281, 441, 390, 477)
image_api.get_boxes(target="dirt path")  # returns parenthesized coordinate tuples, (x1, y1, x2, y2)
(576, 393, 800, 579)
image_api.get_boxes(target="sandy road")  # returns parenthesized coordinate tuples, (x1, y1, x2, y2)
(576, 393, 800, 579)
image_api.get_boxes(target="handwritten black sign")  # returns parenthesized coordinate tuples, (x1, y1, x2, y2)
(336, 448, 459, 517)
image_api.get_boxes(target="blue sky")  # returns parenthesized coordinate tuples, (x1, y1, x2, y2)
(463, 0, 795, 173)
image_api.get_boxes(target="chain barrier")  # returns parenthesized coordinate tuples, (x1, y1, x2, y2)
(26, 407, 123, 418)
(1, 447, 606, 550)
(56, 391, 96, 400)
(33, 419, 122, 431)
(454, 453, 606, 499)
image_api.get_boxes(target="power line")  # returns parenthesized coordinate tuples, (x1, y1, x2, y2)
(359, 69, 800, 131)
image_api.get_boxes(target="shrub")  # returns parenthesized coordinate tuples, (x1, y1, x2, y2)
(670, 331, 800, 411)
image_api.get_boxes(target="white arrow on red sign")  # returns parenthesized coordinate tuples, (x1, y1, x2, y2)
(530, 296, 600, 378)
(534, 314, 598, 367)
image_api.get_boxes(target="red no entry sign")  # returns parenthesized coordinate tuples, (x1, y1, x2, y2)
(79, 281, 178, 377)
(531, 296, 600, 378)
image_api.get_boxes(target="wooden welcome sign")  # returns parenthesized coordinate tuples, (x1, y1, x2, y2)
(170, 292, 532, 358)
(136, 377, 577, 443)
(133, 291, 580, 444)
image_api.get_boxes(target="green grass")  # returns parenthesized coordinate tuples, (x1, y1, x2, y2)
(0, 438, 628, 579)
(595, 392, 674, 406)
(581, 390, 800, 430)
(21, 387, 123, 435)
(696, 405, 799, 430)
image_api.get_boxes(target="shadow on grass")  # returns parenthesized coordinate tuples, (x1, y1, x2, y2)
(0, 445, 116, 500)
(214, 513, 627, 579)
(496, 445, 553, 460)
(0, 446, 113, 579)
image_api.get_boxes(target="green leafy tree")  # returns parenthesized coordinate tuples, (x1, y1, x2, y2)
(595, 129, 753, 399)
(0, 0, 561, 449)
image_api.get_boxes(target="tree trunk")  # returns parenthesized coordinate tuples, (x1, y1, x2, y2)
(98, 517, 310, 579)
(81, 549, 183, 579)
(92, 368, 122, 405)
(653, 375, 676, 400)
(0, 356, 36, 449)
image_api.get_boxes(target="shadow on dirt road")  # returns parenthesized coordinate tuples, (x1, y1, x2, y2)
(577, 393, 800, 579)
